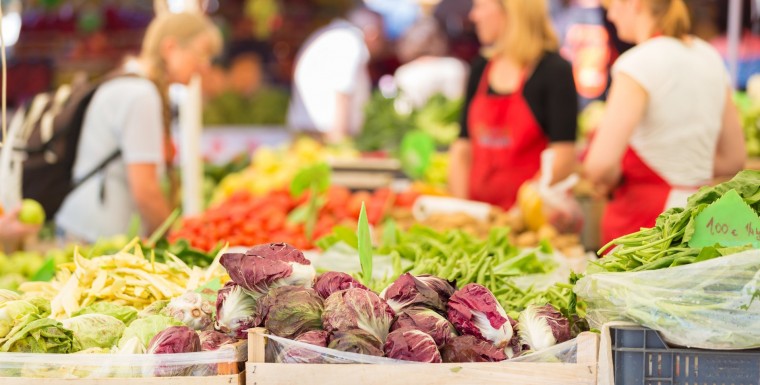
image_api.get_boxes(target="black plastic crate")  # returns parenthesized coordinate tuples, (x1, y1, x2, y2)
(610, 325, 760, 385)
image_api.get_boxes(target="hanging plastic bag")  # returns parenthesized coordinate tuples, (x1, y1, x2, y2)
(575, 249, 760, 350)
(517, 149, 583, 234)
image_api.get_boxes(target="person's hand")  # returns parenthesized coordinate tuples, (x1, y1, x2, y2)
(0, 208, 41, 243)
(586, 180, 614, 201)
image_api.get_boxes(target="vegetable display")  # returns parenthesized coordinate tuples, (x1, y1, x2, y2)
(72, 302, 138, 326)
(734, 92, 760, 156)
(314, 272, 367, 299)
(118, 315, 184, 351)
(383, 327, 442, 363)
(572, 171, 760, 350)
(215, 281, 259, 339)
(295, 330, 330, 347)
(327, 329, 384, 357)
(220, 243, 316, 297)
(221, 242, 580, 364)
(319, 225, 565, 314)
(0, 315, 77, 353)
(356, 91, 462, 152)
(390, 307, 457, 348)
(279, 332, 330, 364)
(61, 314, 125, 350)
(447, 284, 519, 354)
(594, 170, 760, 273)
(18, 239, 228, 318)
(162, 292, 214, 331)
(439, 335, 507, 363)
(147, 326, 202, 377)
(211, 137, 358, 204)
(147, 326, 201, 354)
(517, 304, 572, 352)
(198, 330, 236, 351)
(171, 187, 399, 251)
(380, 273, 455, 314)
(390, 204, 583, 255)
(322, 288, 396, 343)
(260, 286, 324, 340)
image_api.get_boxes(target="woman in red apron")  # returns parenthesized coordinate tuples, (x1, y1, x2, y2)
(449, 0, 578, 210)
(584, 0, 746, 246)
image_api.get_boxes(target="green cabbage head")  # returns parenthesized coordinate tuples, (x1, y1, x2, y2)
(62, 314, 126, 350)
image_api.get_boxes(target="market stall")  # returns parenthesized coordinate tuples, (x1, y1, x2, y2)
(0, 0, 760, 384)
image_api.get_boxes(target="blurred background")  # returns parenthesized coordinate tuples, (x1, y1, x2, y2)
(2, 0, 758, 123)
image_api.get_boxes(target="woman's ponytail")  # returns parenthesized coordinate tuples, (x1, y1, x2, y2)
(656, 0, 691, 38)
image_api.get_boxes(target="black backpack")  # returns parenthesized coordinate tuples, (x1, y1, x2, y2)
(14, 72, 133, 219)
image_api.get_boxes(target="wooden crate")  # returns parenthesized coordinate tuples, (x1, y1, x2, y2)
(0, 373, 244, 385)
(246, 329, 599, 385)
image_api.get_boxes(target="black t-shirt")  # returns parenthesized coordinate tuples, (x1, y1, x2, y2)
(459, 52, 578, 143)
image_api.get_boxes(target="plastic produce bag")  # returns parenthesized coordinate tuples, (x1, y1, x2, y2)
(575, 249, 760, 349)
(259, 332, 582, 364)
(310, 242, 412, 280)
(0, 341, 246, 378)
(517, 149, 583, 234)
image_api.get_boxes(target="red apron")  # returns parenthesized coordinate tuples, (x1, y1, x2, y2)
(467, 63, 548, 210)
(601, 147, 673, 245)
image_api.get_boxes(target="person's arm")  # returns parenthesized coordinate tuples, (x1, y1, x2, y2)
(583, 72, 648, 190)
(326, 92, 351, 144)
(127, 164, 172, 234)
(325, 30, 367, 144)
(714, 87, 746, 178)
(120, 80, 172, 234)
(548, 142, 576, 184)
(448, 139, 472, 199)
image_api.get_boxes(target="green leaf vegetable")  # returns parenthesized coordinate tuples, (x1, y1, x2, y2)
(356, 92, 462, 153)
(594, 170, 760, 273)
(117, 315, 183, 351)
(61, 314, 125, 350)
(0, 314, 78, 353)
(319, 224, 562, 316)
(357, 203, 373, 286)
(72, 302, 138, 326)
(288, 163, 331, 241)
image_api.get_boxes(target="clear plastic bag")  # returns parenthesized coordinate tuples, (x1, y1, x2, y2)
(0, 340, 246, 378)
(575, 249, 760, 349)
(261, 332, 582, 364)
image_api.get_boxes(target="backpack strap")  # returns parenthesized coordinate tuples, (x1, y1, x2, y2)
(71, 149, 121, 190)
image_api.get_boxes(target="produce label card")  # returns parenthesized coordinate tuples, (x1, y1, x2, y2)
(689, 189, 760, 248)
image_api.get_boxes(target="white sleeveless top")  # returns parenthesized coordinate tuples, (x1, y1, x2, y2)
(613, 36, 731, 189)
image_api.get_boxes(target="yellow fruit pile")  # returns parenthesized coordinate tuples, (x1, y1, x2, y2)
(211, 137, 358, 204)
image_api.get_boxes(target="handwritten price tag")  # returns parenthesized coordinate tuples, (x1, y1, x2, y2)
(689, 189, 760, 248)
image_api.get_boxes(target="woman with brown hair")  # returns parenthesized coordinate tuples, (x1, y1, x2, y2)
(55, 12, 222, 241)
(583, 0, 746, 245)
(448, 0, 578, 210)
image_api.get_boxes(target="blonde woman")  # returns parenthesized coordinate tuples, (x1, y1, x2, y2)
(583, 0, 746, 245)
(448, 0, 578, 210)
(56, 12, 222, 241)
